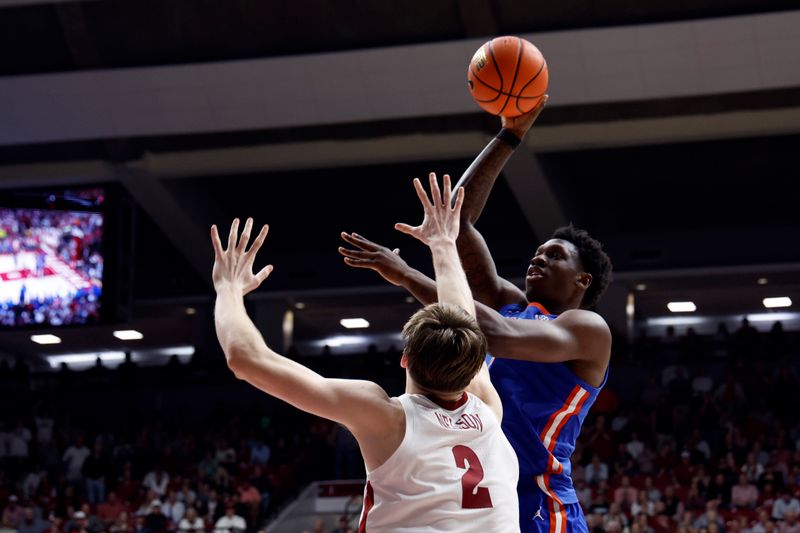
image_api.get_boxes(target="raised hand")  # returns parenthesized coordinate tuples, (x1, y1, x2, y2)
(211, 217, 273, 295)
(394, 172, 464, 246)
(339, 232, 410, 287)
(500, 94, 548, 140)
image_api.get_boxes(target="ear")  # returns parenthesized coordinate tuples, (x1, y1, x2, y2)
(576, 272, 592, 290)
(400, 352, 408, 369)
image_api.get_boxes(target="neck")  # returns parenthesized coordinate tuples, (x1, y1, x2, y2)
(405, 379, 463, 402)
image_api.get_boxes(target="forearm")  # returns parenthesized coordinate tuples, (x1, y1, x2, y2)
(453, 137, 516, 223)
(214, 286, 270, 371)
(429, 238, 476, 316)
(398, 266, 439, 305)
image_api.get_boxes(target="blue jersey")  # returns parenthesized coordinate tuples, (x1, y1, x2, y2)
(487, 302, 607, 516)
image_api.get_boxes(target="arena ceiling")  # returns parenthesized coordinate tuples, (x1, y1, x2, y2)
(0, 0, 799, 363)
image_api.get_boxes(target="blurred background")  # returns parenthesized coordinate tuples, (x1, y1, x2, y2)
(0, 1, 799, 532)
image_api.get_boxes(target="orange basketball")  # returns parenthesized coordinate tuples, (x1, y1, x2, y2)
(467, 36, 548, 117)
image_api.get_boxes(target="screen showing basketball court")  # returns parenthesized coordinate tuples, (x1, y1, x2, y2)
(0, 207, 104, 327)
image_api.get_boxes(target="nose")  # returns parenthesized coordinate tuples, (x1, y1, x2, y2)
(531, 255, 546, 267)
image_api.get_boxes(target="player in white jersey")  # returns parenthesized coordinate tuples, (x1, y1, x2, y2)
(361, 392, 518, 531)
(212, 174, 519, 532)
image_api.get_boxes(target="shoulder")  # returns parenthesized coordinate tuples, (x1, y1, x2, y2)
(555, 309, 611, 338)
(555, 309, 612, 359)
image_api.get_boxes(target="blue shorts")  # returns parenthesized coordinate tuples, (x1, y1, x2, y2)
(520, 489, 588, 533)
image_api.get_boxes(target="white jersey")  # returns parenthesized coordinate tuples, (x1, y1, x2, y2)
(358, 392, 519, 532)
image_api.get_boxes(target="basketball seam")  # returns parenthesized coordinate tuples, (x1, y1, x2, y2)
(469, 66, 504, 102)
(497, 37, 524, 116)
(515, 59, 547, 113)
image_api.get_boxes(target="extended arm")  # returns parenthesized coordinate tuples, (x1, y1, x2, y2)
(212, 219, 399, 441)
(452, 97, 548, 309)
(476, 302, 611, 365)
(393, 173, 502, 419)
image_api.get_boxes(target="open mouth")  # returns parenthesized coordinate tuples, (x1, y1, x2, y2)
(527, 266, 545, 279)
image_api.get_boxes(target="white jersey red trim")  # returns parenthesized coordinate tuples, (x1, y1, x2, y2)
(358, 392, 519, 532)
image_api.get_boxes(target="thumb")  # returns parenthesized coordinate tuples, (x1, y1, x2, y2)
(394, 223, 417, 236)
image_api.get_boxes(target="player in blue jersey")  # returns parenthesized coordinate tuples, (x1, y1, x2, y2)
(339, 97, 613, 533)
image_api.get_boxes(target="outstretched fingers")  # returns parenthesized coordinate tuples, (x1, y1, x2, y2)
(245, 224, 270, 261)
(452, 186, 465, 215)
(254, 264, 274, 285)
(412, 178, 433, 211)
(227, 218, 240, 252)
(428, 172, 442, 207)
(236, 217, 254, 253)
(340, 232, 379, 252)
(211, 225, 224, 259)
(441, 174, 452, 208)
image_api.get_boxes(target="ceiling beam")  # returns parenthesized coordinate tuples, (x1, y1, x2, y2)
(115, 166, 211, 284)
(501, 147, 567, 240)
(0, 0, 97, 6)
(2, 106, 800, 188)
(2, 10, 799, 146)
(457, 0, 498, 38)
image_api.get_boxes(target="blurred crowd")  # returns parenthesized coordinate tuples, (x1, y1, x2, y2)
(0, 318, 797, 533)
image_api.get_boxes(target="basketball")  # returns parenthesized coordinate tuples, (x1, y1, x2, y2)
(467, 36, 549, 117)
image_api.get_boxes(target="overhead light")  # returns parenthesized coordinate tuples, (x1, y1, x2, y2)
(294, 302, 306, 309)
(635, 284, 647, 291)
(763, 297, 792, 309)
(667, 301, 696, 313)
(340, 318, 369, 329)
(405, 296, 416, 304)
(185, 307, 196, 315)
(31, 334, 62, 345)
(757, 278, 768, 285)
(113, 330, 144, 340)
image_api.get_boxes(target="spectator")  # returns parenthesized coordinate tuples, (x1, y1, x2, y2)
(693, 503, 725, 530)
(144, 500, 168, 533)
(236, 480, 260, 526)
(98, 492, 126, 526)
(213, 506, 245, 533)
(585, 454, 609, 485)
(21, 464, 45, 500)
(249, 439, 270, 467)
(177, 508, 204, 532)
(781, 512, 800, 533)
(331, 515, 351, 533)
(162, 491, 185, 525)
(614, 475, 639, 512)
(575, 479, 592, 511)
(142, 467, 169, 498)
(706, 473, 732, 508)
(1, 495, 23, 529)
(108, 512, 132, 533)
(631, 491, 655, 517)
(773, 492, 800, 521)
(82, 442, 108, 505)
(17, 507, 49, 533)
(626, 431, 645, 460)
(62, 436, 91, 485)
(732, 473, 759, 509)
(66, 511, 89, 533)
(177, 480, 196, 506)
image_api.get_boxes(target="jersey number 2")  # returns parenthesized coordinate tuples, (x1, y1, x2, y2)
(452, 445, 493, 509)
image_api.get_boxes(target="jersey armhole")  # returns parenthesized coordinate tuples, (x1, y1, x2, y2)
(365, 396, 413, 476)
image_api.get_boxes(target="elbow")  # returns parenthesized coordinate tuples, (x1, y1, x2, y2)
(223, 345, 250, 380)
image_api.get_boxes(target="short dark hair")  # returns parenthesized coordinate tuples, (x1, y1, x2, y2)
(551, 224, 612, 309)
(401, 303, 487, 394)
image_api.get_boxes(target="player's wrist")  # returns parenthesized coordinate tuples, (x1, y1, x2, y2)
(495, 128, 522, 149)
